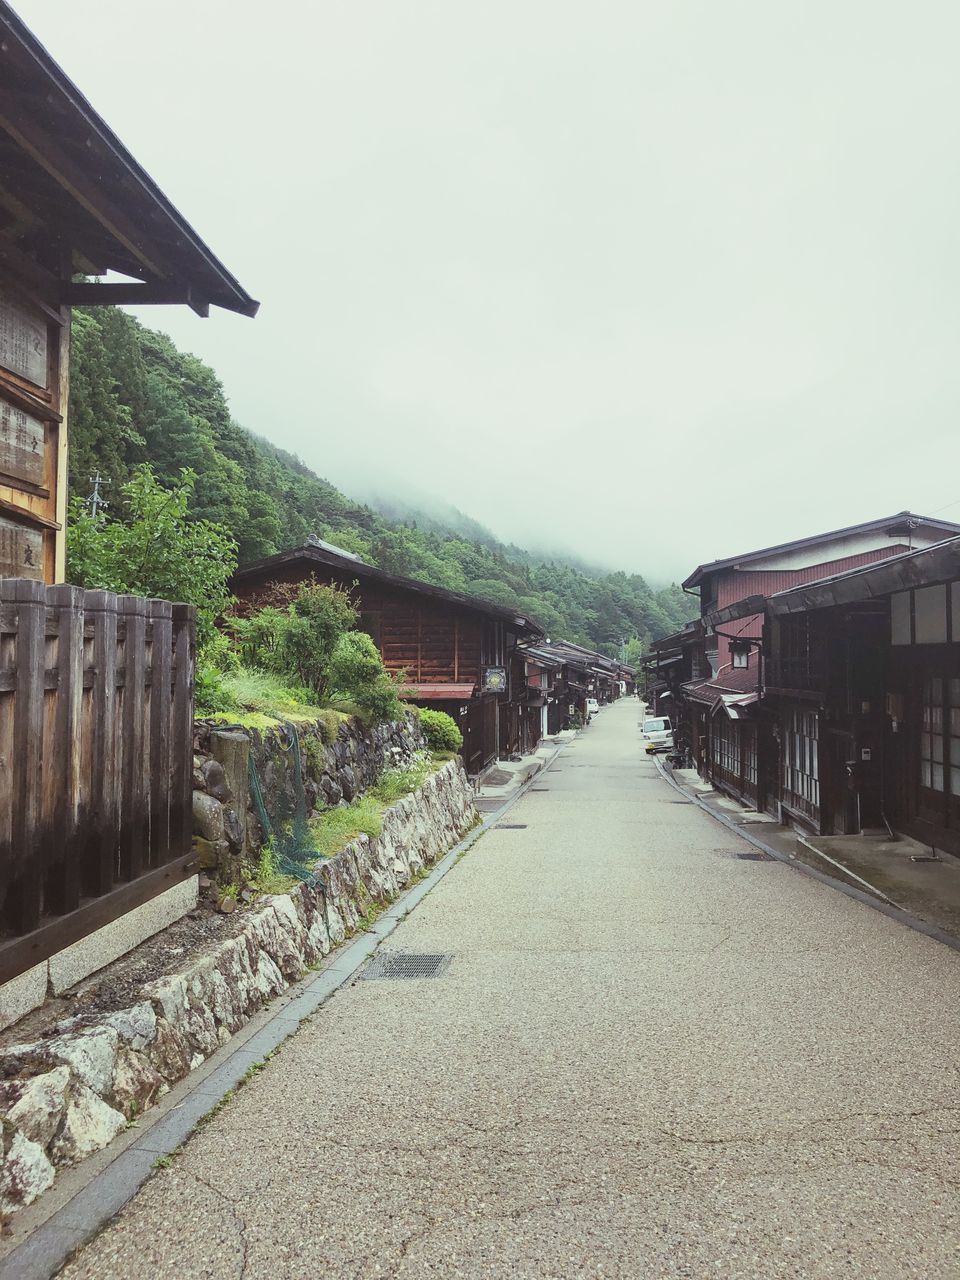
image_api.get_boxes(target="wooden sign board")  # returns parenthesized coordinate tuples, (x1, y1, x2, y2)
(0, 292, 47, 388)
(0, 516, 44, 579)
(0, 397, 45, 488)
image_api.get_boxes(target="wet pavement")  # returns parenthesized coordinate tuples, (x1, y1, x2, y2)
(61, 699, 960, 1279)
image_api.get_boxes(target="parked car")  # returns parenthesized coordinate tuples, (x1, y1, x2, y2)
(586, 697, 600, 719)
(641, 716, 674, 753)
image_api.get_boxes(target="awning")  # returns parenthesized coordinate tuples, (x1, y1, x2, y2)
(711, 692, 759, 720)
(405, 683, 476, 701)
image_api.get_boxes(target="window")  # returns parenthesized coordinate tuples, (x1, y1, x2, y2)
(920, 676, 960, 795)
(783, 708, 819, 818)
(731, 643, 749, 669)
(742, 726, 758, 789)
(711, 717, 740, 779)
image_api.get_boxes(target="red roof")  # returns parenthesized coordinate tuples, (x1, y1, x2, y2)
(405, 683, 476, 701)
(682, 512, 960, 590)
(683, 667, 758, 705)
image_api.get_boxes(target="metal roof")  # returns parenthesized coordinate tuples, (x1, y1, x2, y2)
(681, 512, 960, 590)
(0, 2, 258, 317)
(764, 536, 960, 616)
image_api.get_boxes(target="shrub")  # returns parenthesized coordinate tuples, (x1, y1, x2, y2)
(372, 752, 432, 804)
(418, 708, 463, 753)
(229, 580, 357, 699)
(327, 631, 405, 724)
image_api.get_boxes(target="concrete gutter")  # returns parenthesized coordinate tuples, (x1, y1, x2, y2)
(652, 755, 960, 957)
(0, 739, 567, 1280)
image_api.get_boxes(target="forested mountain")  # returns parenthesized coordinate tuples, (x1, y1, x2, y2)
(67, 308, 696, 656)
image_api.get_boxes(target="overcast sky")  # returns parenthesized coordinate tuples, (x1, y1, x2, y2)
(16, 0, 960, 581)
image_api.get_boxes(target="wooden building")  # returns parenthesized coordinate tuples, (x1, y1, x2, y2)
(231, 539, 544, 776)
(647, 513, 960, 808)
(0, 2, 258, 583)
(0, 5, 257, 991)
(717, 537, 960, 854)
(518, 640, 632, 735)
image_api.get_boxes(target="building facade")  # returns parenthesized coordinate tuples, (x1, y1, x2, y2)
(646, 513, 960, 811)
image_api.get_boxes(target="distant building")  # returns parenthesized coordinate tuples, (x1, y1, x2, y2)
(231, 541, 544, 775)
(646, 513, 960, 809)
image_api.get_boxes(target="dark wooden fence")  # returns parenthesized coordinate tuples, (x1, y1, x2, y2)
(0, 580, 196, 983)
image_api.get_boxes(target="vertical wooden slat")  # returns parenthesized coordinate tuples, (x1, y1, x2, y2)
(0, 588, 16, 896)
(45, 583, 84, 915)
(84, 589, 118, 897)
(118, 595, 147, 881)
(9, 579, 45, 932)
(148, 599, 173, 867)
(170, 603, 195, 857)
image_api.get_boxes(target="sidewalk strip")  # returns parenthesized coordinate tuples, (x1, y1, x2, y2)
(652, 755, 960, 957)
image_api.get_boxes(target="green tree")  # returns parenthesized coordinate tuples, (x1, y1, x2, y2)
(66, 465, 237, 646)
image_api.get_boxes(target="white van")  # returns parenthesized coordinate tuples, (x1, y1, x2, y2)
(641, 716, 674, 754)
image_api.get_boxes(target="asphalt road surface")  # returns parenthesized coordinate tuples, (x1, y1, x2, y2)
(63, 699, 960, 1279)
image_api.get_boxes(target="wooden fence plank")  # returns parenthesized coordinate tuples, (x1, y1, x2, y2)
(148, 599, 172, 868)
(9, 579, 45, 933)
(83, 589, 118, 898)
(118, 596, 147, 882)
(171, 604, 195, 857)
(45, 584, 83, 915)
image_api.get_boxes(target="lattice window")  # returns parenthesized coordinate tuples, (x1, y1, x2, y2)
(783, 707, 819, 816)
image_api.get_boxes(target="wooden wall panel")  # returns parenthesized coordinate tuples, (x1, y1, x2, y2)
(0, 272, 68, 584)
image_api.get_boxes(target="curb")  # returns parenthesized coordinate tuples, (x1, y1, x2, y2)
(0, 740, 567, 1280)
(651, 755, 960, 958)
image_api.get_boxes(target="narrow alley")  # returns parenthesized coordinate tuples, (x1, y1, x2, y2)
(64, 699, 960, 1279)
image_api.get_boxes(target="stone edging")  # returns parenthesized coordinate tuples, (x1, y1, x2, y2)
(0, 759, 477, 1221)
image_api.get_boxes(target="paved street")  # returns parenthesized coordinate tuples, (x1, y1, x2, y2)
(64, 699, 960, 1279)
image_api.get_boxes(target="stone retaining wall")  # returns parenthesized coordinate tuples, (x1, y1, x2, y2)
(192, 713, 426, 881)
(0, 758, 477, 1220)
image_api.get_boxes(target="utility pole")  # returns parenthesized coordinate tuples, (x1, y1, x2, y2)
(87, 471, 109, 518)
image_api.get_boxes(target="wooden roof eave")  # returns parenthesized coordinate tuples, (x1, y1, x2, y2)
(0, 2, 259, 317)
(232, 544, 545, 637)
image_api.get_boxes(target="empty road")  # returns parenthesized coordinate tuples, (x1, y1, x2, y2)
(64, 698, 960, 1278)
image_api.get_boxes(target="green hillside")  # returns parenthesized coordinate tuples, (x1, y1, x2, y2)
(67, 308, 696, 657)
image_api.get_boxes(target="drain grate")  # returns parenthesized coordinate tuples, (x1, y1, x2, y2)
(360, 952, 452, 981)
(496, 823, 527, 829)
(735, 851, 771, 861)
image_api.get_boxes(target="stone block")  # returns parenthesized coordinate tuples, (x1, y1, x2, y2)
(48, 877, 199, 996)
(0, 962, 47, 1032)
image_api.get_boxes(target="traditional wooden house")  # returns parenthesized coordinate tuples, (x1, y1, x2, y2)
(0, 2, 258, 583)
(230, 539, 544, 775)
(717, 537, 960, 852)
(652, 513, 960, 807)
(0, 4, 257, 1001)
